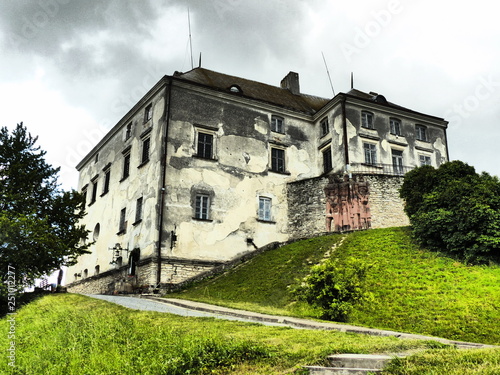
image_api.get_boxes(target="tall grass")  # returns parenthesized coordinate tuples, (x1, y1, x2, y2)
(0, 294, 435, 374)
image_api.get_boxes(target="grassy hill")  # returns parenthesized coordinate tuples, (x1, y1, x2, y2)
(172, 227, 500, 346)
(2, 227, 500, 374)
(0, 293, 437, 375)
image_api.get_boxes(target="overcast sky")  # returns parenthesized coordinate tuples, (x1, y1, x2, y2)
(1, 0, 499, 190)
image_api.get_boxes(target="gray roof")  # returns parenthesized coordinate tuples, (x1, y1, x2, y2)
(174, 68, 330, 115)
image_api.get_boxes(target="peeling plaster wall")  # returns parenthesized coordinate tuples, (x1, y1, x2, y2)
(344, 101, 448, 170)
(65, 87, 166, 286)
(162, 86, 319, 263)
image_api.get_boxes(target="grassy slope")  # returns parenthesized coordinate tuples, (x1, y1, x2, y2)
(172, 227, 500, 346)
(0, 294, 436, 375)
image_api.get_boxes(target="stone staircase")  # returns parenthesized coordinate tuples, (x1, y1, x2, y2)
(304, 353, 402, 374)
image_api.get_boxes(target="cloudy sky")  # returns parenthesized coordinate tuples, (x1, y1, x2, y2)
(1, 0, 499, 190)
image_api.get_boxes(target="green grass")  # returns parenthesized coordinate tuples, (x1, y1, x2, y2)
(0, 294, 437, 374)
(172, 227, 500, 346)
(171, 234, 343, 317)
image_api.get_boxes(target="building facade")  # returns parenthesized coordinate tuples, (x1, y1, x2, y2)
(66, 68, 449, 294)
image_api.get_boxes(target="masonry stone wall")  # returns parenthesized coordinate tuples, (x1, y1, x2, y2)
(363, 175, 409, 228)
(287, 174, 409, 238)
(287, 176, 329, 239)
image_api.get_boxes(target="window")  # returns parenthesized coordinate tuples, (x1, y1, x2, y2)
(361, 111, 374, 129)
(195, 194, 210, 220)
(258, 197, 272, 221)
(390, 118, 401, 136)
(102, 169, 110, 196)
(392, 149, 404, 175)
(93, 223, 100, 241)
(141, 138, 150, 164)
(144, 103, 153, 123)
(122, 153, 131, 180)
(82, 188, 87, 209)
(83, 269, 88, 278)
(419, 154, 432, 166)
(323, 147, 332, 173)
(271, 115, 284, 133)
(363, 143, 377, 165)
(271, 147, 285, 173)
(125, 122, 133, 140)
(320, 117, 329, 137)
(94, 265, 100, 276)
(118, 208, 127, 234)
(90, 179, 98, 205)
(196, 132, 213, 159)
(95, 153, 99, 163)
(134, 197, 143, 224)
(416, 125, 428, 141)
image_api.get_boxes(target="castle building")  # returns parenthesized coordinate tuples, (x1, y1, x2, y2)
(65, 67, 449, 294)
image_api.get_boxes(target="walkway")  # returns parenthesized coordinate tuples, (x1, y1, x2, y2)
(87, 294, 495, 350)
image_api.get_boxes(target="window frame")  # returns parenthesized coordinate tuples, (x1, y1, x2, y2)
(121, 152, 131, 181)
(134, 197, 143, 225)
(258, 196, 272, 222)
(125, 122, 133, 140)
(322, 146, 333, 173)
(363, 142, 377, 165)
(320, 117, 329, 137)
(390, 118, 402, 136)
(416, 125, 428, 142)
(361, 111, 374, 129)
(196, 131, 214, 160)
(391, 149, 404, 175)
(419, 154, 432, 166)
(271, 115, 284, 134)
(194, 194, 211, 220)
(270, 147, 286, 173)
(144, 103, 153, 123)
(90, 177, 98, 205)
(118, 207, 127, 234)
(140, 137, 151, 165)
(102, 168, 111, 196)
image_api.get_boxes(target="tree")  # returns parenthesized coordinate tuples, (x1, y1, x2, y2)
(400, 160, 500, 263)
(0, 123, 90, 294)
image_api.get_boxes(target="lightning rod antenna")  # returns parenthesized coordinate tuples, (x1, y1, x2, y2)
(188, 8, 194, 69)
(322, 51, 335, 96)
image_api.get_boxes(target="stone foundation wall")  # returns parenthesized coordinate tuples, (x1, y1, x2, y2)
(287, 174, 409, 238)
(287, 176, 329, 239)
(364, 175, 409, 228)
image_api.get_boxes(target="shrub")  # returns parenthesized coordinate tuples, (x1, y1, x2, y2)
(294, 257, 372, 322)
(400, 161, 500, 264)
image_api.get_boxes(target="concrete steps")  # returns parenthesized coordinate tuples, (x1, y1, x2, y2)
(304, 353, 398, 374)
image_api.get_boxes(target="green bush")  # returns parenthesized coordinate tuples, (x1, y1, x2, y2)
(400, 161, 500, 264)
(294, 257, 372, 322)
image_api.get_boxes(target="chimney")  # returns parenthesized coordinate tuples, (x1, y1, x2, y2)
(280, 72, 300, 95)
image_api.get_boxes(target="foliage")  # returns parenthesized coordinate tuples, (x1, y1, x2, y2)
(0, 123, 89, 293)
(0, 294, 435, 375)
(400, 160, 500, 263)
(293, 257, 372, 322)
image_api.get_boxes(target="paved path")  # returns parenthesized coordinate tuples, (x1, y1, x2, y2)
(86, 294, 495, 350)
